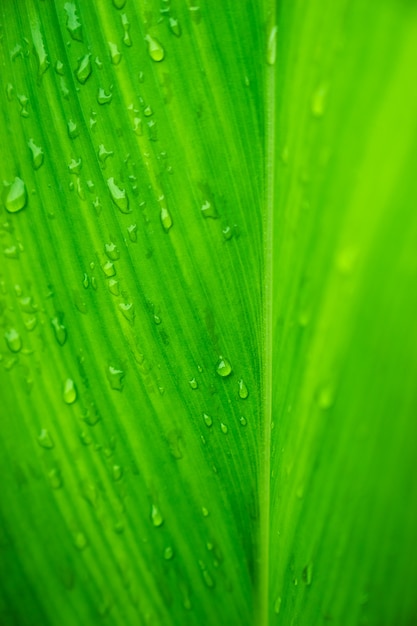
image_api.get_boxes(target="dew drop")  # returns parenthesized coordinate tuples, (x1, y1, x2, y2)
(189, 377, 198, 389)
(38, 428, 54, 449)
(169, 17, 181, 37)
(64, 3, 83, 41)
(108, 279, 119, 296)
(97, 87, 113, 105)
(107, 177, 129, 213)
(216, 356, 232, 377)
(202, 507, 209, 517)
(151, 503, 164, 527)
(98, 144, 113, 166)
(107, 366, 125, 391)
(239, 416, 247, 427)
(63, 378, 77, 404)
(82, 273, 89, 288)
(203, 413, 212, 427)
(127, 223, 137, 242)
(189, 4, 201, 23)
(200, 200, 217, 219)
(302, 562, 313, 586)
(48, 468, 62, 489)
(75, 54, 92, 84)
(5, 177, 27, 213)
(145, 34, 165, 62)
(102, 261, 116, 277)
(274, 596, 282, 615)
(317, 385, 334, 409)
(220, 422, 228, 435)
(108, 41, 122, 65)
(104, 242, 119, 260)
(80, 430, 92, 445)
(112, 0, 126, 8)
(32, 21, 50, 76)
(28, 139, 44, 170)
(119, 302, 135, 323)
(67, 119, 79, 139)
(267, 24, 277, 66)
(5, 328, 22, 352)
(112, 465, 123, 481)
(73, 532, 88, 551)
(133, 117, 142, 135)
(164, 546, 174, 560)
(68, 157, 82, 174)
(143, 105, 153, 117)
(55, 60, 64, 75)
(311, 82, 328, 118)
(51, 316, 67, 346)
(121, 14, 132, 46)
(238, 378, 249, 399)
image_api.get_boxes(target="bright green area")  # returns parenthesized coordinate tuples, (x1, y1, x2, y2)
(0, 1, 416, 625)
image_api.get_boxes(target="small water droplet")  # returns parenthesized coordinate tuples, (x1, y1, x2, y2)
(151, 503, 164, 527)
(302, 562, 313, 586)
(32, 20, 50, 76)
(64, 3, 83, 41)
(38, 428, 54, 449)
(107, 177, 129, 213)
(63, 378, 77, 404)
(121, 14, 132, 46)
(51, 316, 67, 346)
(267, 24, 277, 66)
(48, 468, 62, 489)
(200, 200, 217, 219)
(80, 430, 92, 445)
(187, 377, 197, 390)
(203, 413, 212, 427)
(145, 34, 165, 62)
(239, 416, 247, 426)
(216, 356, 232, 377)
(73, 532, 88, 551)
(143, 105, 153, 117)
(112, 0, 126, 8)
(147, 119, 158, 141)
(164, 546, 174, 560)
(220, 422, 228, 434)
(238, 379, 249, 399)
(311, 82, 328, 118)
(104, 242, 119, 260)
(274, 596, 282, 615)
(55, 60, 64, 75)
(108, 279, 119, 296)
(169, 17, 181, 37)
(68, 157, 82, 174)
(5, 177, 27, 213)
(189, 4, 201, 23)
(28, 139, 44, 170)
(102, 261, 116, 277)
(98, 144, 113, 167)
(127, 223, 137, 242)
(75, 54, 92, 84)
(108, 41, 122, 65)
(5, 328, 22, 352)
(67, 119, 79, 139)
(112, 465, 123, 481)
(202, 507, 209, 517)
(97, 87, 113, 105)
(82, 273, 89, 289)
(119, 302, 135, 323)
(107, 366, 125, 390)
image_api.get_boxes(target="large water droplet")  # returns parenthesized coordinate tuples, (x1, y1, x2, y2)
(151, 503, 164, 527)
(108, 41, 122, 65)
(238, 378, 249, 399)
(267, 24, 277, 65)
(98, 144, 113, 167)
(145, 34, 165, 62)
(67, 119, 79, 139)
(216, 356, 232, 377)
(68, 158, 82, 174)
(119, 302, 135, 323)
(160, 207, 173, 232)
(64, 3, 83, 41)
(97, 87, 113, 105)
(38, 429, 54, 449)
(63, 378, 77, 404)
(75, 54, 92, 84)
(203, 413, 212, 427)
(112, 0, 126, 8)
(28, 139, 44, 170)
(5, 177, 27, 213)
(200, 200, 217, 219)
(107, 177, 129, 213)
(51, 316, 67, 346)
(5, 328, 22, 352)
(107, 366, 125, 390)
(31, 21, 50, 76)
(108, 279, 119, 296)
(121, 14, 132, 46)
(102, 261, 116, 277)
(105, 242, 120, 260)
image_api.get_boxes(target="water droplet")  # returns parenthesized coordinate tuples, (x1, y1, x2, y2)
(164, 546, 174, 560)
(239, 416, 247, 426)
(198, 561, 214, 588)
(4, 328, 22, 352)
(119, 302, 135, 323)
(64, 3, 83, 41)
(202, 507, 209, 517)
(311, 82, 328, 118)
(302, 562, 313, 585)
(73, 532, 88, 551)
(160, 207, 173, 232)
(82, 273, 89, 289)
(51, 316, 67, 346)
(28, 139, 44, 170)
(104, 242, 120, 260)
(75, 53, 92, 84)
(169, 17, 181, 37)
(108, 41, 122, 65)
(145, 34, 165, 62)
(38, 429, 54, 449)
(216, 356, 232, 377)
(274, 596, 282, 615)
(107, 366, 125, 391)
(55, 60, 64, 75)
(112, 465, 123, 481)
(267, 24, 277, 66)
(147, 119, 158, 141)
(317, 385, 334, 409)
(80, 430, 92, 445)
(112, 0, 126, 8)
(203, 413, 212, 427)
(98, 144, 113, 167)
(200, 200, 217, 218)
(127, 223, 137, 242)
(107, 177, 129, 213)
(220, 422, 228, 434)
(48, 468, 62, 489)
(189, 4, 201, 23)
(143, 105, 153, 117)
(102, 261, 116, 277)
(5, 177, 27, 213)
(63, 378, 77, 404)
(67, 119, 79, 139)
(121, 14, 132, 46)
(238, 379, 249, 399)
(189, 377, 198, 389)
(17, 94, 29, 118)
(97, 87, 113, 105)
(108, 279, 119, 296)
(25, 317, 38, 331)
(32, 20, 50, 76)
(151, 503, 164, 527)
(68, 157, 82, 174)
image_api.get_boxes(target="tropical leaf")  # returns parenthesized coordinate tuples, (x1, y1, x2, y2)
(1, 1, 416, 625)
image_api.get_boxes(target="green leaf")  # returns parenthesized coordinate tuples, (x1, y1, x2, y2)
(1, 1, 416, 625)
